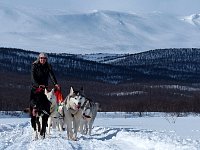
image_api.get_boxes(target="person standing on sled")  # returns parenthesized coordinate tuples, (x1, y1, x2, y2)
(30, 52, 60, 138)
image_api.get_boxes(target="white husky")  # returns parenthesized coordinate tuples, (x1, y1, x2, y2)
(80, 100, 100, 135)
(63, 87, 86, 140)
(45, 89, 63, 134)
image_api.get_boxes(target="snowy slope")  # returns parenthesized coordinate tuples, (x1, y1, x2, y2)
(0, 2, 200, 54)
(75, 53, 126, 62)
(0, 113, 200, 150)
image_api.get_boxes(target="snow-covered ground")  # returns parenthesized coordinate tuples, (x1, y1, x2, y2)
(0, 112, 200, 150)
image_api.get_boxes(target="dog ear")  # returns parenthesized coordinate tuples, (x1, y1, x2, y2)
(51, 88, 54, 94)
(45, 88, 48, 95)
(69, 87, 74, 96)
(80, 87, 84, 94)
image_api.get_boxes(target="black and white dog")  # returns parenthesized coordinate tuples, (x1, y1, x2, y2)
(80, 99, 100, 135)
(30, 87, 50, 140)
(63, 87, 86, 140)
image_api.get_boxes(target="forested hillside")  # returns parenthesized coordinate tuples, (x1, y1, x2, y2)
(1, 48, 200, 112)
(106, 48, 200, 82)
(0, 48, 140, 83)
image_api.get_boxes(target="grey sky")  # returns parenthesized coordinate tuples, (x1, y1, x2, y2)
(0, 0, 200, 15)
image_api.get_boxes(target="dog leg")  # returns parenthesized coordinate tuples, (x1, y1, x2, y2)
(47, 117, 52, 134)
(52, 117, 57, 129)
(31, 116, 39, 140)
(79, 119, 84, 134)
(88, 120, 94, 135)
(32, 130, 38, 140)
(36, 117, 41, 132)
(58, 119, 63, 131)
(40, 115, 48, 139)
(66, 119, 73, 140)
(73, 118, 80, 140)
(85, 122, 89, 135)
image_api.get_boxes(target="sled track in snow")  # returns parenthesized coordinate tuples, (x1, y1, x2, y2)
(0, 120, 200, 150)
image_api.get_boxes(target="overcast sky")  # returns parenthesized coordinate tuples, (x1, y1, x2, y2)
(1, 0, 200, 15)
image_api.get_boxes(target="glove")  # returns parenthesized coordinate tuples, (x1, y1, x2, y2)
(32, 105, 38, 116)
(55, 84, 60, 91)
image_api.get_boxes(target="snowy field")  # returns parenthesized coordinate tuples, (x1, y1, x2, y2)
(0, 112, 200, 150)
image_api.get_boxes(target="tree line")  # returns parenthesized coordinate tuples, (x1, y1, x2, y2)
(1, 47, 200, 112)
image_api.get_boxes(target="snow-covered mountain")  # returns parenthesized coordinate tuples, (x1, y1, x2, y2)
(0, 2, 200, 54)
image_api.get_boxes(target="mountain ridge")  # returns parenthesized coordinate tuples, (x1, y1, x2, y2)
(1, 47, 200, 83)
(1, 47, 200, 111)
(0, 4, 200, 53)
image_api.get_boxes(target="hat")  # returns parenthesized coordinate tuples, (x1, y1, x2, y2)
(38, 52, 48, 58)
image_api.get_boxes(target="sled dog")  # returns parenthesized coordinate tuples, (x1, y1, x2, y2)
(80, 99, 100, 135)
(45, 89, 64, 134)
(30, 87, 50, 140)
(63, 87, 86, 140)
